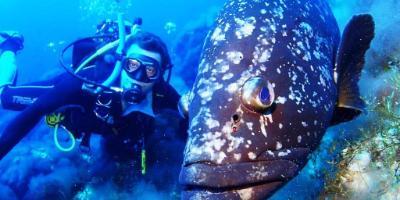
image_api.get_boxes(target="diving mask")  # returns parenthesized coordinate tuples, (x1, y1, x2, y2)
(122, 54, 161, 83)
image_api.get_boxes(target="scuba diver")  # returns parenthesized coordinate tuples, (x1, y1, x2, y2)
(0, 18, 187, 192)
(0, 31, 23, 93)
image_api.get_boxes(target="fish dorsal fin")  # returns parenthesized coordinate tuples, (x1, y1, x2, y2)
(331, 14, 375, 125)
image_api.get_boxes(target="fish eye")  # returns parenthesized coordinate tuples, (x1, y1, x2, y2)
(240, 77, 275, 114)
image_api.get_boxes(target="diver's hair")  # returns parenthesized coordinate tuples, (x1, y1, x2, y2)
(124, 32, 172, 71)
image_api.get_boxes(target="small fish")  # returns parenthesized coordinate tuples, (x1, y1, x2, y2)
(179, 0, 374, 199)
(164, 22, 177, 35)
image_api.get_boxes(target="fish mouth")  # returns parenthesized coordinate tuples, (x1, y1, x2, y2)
(180, 160, 299, 199)
(180, 159, 299, 187)
(180, 148, 311, 199)
(182, 181, 283, 200)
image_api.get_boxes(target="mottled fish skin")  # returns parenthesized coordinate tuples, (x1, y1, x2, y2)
(180, 0, 340, 199)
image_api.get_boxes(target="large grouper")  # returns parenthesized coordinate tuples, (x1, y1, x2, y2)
(178, 0, 375, 199)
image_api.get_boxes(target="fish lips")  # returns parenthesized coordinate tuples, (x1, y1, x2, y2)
(180, 148, 311, 197)
(181, 181, 284, 200)
(180, 160, 297, 200)
(180, 160, 298, 186)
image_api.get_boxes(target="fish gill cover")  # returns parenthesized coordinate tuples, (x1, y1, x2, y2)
(0, 0, 398, 199)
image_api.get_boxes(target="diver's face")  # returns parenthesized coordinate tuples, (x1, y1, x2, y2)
(120, 44, 162, 93)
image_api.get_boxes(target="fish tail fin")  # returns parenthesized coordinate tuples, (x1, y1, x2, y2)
(331, 14, 375, 125)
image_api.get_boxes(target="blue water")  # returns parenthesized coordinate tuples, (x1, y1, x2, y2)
(0, 0, 399, 199)
(0, 0, 225, 84)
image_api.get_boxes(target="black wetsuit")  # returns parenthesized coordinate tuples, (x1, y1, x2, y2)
(0, 40, 187, 190)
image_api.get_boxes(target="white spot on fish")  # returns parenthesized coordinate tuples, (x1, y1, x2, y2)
(246, 122, 253, 131)
(276, 141, 282, 150)
(237, 188, 254, 200)
(259, 115, 273, 138)
(234, 153, 242, 160)
(260, 9, 267, 14)
(212, 63, 230, 76)
(291, 73, 298, 81)
(272, 7, 284, 19)
(276, 96, 287, 104)
(313, 50, 321, 60)
(226, 82, 239, 94)
(226, 51, 244, 64)
(248, 152, 257, 160)
(278, 149, 291, 157)
(197, 81, 223, 104)
(234, 17, 256, 39)
(205, 118, 220, 129)
(222, 122, 245, 153)
(216, 151, 227, 164)
(257, 49, 272, 63)
(185, 130, 228, 164)
(211, 27, 225, 44)
(222, 73, 234, 80)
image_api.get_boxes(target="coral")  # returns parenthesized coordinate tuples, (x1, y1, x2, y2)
(323, 66, 400, 199)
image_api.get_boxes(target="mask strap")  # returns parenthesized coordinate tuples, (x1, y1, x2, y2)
(165, 64, 173, 83)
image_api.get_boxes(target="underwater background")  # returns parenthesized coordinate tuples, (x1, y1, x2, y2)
(0, 0, 399, 199)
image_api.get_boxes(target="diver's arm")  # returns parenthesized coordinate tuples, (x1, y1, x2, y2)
(0, 74, 83, 160)
(1, 85, 54, 111)
(0, 51, 17, 89)
(0, 73, 68, 111)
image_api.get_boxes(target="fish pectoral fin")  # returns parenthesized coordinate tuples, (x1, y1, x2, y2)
(332, 14, 375, 126)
